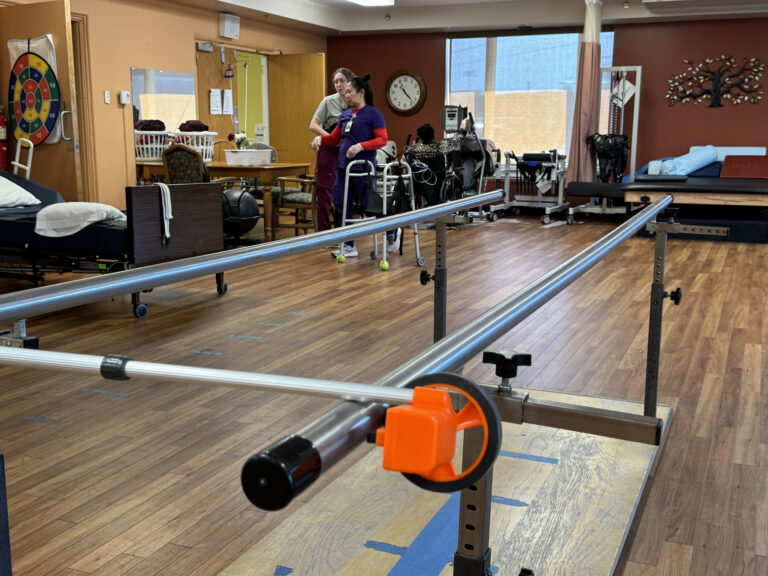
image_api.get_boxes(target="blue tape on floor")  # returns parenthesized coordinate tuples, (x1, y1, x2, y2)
(499, 450, 558, 465)
(491, 495, 528, 507)
(290, 311, 319, 317)
(364, 541, 408, 556)
(190, 349, 223, 356)
(258, 322, 289, 327)
(79, 388, 129, 398)
(24, 415, 59, 425)
(387, 492, 460, 574)
(633, 291, 647, 296)
(228, 334, 264, 341)
(273, 567, 294, 576)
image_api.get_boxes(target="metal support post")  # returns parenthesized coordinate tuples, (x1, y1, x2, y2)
(644, 228, 667, 418)
(454, 427, 494, 576)
(434, 220, 448, 343)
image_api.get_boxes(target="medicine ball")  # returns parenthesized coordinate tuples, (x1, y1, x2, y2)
(221, 188, 261, 237)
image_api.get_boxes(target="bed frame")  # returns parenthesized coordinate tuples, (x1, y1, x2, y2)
(0, 182, 226, 317)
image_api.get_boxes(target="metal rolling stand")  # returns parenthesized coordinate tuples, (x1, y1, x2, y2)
(506, 150, 568, 224)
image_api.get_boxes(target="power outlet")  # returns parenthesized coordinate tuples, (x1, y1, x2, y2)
(119, 90, 130, 105)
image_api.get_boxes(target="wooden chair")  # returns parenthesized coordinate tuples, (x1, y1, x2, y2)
(271, 176, 317, 241)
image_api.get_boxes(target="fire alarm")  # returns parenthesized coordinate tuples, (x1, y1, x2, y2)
(219, 13, 240, 39)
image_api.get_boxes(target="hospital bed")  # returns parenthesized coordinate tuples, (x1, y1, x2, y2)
(0, 171, 226, 316)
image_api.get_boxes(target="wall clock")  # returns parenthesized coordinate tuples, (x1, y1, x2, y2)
(385, 69, 426, 116)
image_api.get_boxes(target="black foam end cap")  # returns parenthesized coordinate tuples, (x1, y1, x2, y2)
(241, 435, 321, 511)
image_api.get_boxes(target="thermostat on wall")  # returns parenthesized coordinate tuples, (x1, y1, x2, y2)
(219, 13, 240, 39)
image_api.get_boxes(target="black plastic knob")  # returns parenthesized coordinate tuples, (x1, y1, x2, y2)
(668, 287, 682, 305)
(420, 270, 433, 285)
(482, 348, 532, 379)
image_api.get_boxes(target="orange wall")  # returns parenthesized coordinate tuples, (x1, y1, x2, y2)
(7, 0, 326, 207)
(613, 18, 768, 166)
(327, 33, 446, 152)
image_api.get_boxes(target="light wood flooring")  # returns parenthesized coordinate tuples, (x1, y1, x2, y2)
(0, 213, 765, 575)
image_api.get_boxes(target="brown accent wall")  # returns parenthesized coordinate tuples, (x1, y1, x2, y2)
(327, 33, 446, 152)
(613, 18, 768, 167)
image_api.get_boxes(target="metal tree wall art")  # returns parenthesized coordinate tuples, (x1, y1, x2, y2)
(665, 55, 764, 108)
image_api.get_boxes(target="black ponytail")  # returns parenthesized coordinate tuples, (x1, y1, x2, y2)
(350, 74, 374, 106)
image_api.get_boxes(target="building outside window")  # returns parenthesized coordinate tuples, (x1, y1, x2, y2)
(448, 32, 614, 158)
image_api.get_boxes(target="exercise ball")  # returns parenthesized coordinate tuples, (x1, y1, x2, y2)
(221, 188, 261, 237)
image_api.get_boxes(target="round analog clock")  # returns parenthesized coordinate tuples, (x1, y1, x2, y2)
(385, 70, 427, 116)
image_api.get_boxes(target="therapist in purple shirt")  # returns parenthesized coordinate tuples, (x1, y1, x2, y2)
(313, 74, 388, 258)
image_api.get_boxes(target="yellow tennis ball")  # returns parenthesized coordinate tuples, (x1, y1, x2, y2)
(380, 260, 389, 271)
(337, 254, 346, 263)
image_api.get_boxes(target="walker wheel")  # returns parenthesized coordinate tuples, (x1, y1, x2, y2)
(541, 215, 551, 225)
(217, 282, 228, 295)
(133, 304, 148, 318)
(402, 373, 501, 493)
(370, 251, 376, 259)
(566, 215, 574, 225)
(417, 257, 425, 267)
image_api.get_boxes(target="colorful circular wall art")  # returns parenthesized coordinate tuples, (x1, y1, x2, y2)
(8, 52, 60, 144)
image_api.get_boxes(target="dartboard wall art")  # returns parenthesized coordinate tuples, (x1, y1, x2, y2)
(8, 52, 60, 145)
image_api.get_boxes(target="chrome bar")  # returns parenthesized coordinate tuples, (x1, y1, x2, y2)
(0, 348, 415, 405)
(293, 196, 673, 471)
(0, 191, 502, 323)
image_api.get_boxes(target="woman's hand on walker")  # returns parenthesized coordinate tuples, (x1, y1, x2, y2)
(346, 143, 364, 159)
(311, 136, 322, 151)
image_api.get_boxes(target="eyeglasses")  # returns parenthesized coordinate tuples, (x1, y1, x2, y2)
(344, 113, 357, 133)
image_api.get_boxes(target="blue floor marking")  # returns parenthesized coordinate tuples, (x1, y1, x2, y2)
(290, 311, 319, 317)
(499, 450, 558, 465)
(80, 387, 129, 398)
(25, 415, 59, 425)
(491, 495, 528, 507)
(364, 541, 408, 555)
(259, 321, 289, 327)
(228, 334, 264, 341)
(387, 492, 460, 574)
(273, 567, 294, 576)
(633, 291, 647, 296)
(190, 349, 223, 356)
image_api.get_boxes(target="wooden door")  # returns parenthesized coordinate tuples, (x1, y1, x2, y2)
(196, 45, 238, 141)
(0, 0, 82, 201)
(268, 53, 325, 169)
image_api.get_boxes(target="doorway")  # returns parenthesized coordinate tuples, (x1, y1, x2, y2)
(71, 14, 94, 201)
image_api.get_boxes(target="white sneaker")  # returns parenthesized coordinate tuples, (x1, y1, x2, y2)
(331, 244, 358, 258)
(387, 228, 401, 254)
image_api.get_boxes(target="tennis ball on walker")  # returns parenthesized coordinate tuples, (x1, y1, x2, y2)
(380, 260, 389, 271)
(337, 254, 346, 263)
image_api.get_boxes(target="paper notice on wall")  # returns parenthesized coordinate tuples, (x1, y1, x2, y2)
(610, 78, 636, 108)
(223, 89, 233, 115)
(209, 89, 222, 115)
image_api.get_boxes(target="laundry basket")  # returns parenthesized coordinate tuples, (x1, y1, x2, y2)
(225, 149, 271, 166)
(134, 130, 170, 162)
(169, 131, 217, 162)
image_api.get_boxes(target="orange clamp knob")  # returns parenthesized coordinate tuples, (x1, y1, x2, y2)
(376, 386, 457, 476)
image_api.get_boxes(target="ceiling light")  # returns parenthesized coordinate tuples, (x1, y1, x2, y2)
(343, 0, 395, 6)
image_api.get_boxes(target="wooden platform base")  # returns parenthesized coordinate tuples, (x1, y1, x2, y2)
(221, 392, 671, 576)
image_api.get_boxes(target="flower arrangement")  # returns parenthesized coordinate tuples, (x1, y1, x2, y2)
(228, 132, 250, 149)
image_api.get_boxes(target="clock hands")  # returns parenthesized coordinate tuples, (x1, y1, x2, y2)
(399, 82, 415, 104)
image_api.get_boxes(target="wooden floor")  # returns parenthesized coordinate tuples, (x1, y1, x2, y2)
(0, 213, 765, 575)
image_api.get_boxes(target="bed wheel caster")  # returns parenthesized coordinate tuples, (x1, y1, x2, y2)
(486, 212, 497, 222)
(566, 215, 574, 225)
(133, 304, 148, 318)
(417, 257, 425, 267)
(217, 282, 228, 295)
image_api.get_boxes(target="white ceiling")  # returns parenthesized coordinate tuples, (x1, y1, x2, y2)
(188, 0, 768, 34)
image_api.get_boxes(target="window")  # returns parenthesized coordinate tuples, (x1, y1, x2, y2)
(448, 32, 614, 157)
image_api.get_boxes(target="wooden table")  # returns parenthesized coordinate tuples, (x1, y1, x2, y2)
(136, 161, 311, 238)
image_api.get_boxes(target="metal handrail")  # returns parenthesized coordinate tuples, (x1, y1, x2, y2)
(278, 195, 673, 477)
(0, 191, 502, 323)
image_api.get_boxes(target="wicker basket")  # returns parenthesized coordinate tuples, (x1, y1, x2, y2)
(134, 130, 170, 162)
(225, 149, 271, 166)
(169, 131, 217, 162)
